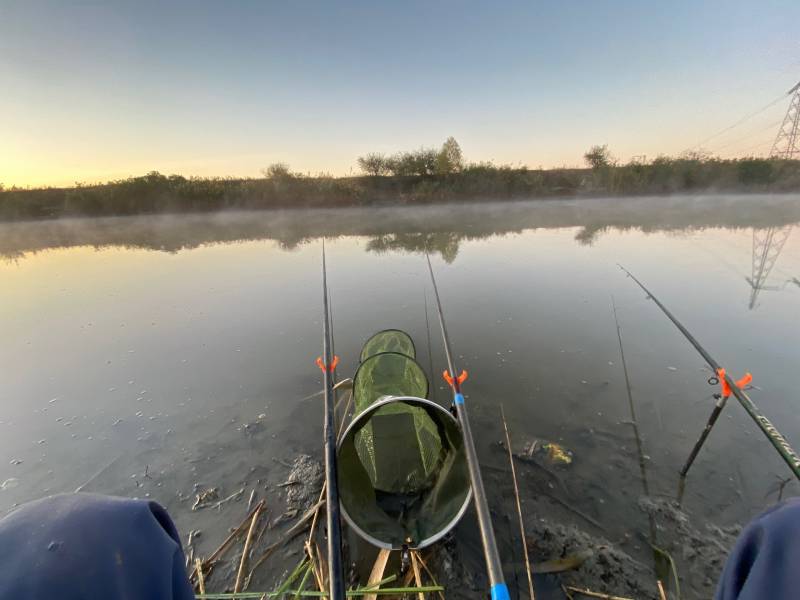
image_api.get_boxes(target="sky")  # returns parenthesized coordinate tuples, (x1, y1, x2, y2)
(2, 0, 800, 187)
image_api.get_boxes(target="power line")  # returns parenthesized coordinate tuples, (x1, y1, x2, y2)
(723, 137, 774, 158)
(709, 119, 783, 154)
(682, 92, 788, 154)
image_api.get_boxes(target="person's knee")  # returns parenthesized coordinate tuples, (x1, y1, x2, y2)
(0, 493, 193, 600)
(715, 498, 800, 600)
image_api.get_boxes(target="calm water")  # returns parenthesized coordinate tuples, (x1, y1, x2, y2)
(1, 195, 799, 598)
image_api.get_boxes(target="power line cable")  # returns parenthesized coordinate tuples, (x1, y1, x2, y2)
(722, 137, 774, 158)
(682, 93, 788, 154)
(709, 119, 783, 154)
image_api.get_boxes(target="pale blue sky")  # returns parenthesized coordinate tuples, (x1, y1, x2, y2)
(1, 0, 799, 186)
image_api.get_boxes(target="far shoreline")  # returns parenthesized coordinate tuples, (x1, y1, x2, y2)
(2, 155, 800, 223)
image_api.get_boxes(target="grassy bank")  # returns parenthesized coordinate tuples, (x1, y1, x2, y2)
(3, 154, 800, 222)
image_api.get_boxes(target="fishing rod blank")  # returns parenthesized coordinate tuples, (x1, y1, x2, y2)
(425, 253, 510, 600)
(319, 241, 346, 600)
(618, 264, 800, 481)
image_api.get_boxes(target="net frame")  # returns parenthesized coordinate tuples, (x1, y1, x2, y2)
(337, 395, 472, 549)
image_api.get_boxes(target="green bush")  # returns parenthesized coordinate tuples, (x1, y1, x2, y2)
(738, 159, 774, 185)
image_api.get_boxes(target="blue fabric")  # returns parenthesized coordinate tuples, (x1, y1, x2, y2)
(715, 498, 800, 600)
(0, 493, 194, 600)
(7, 492, 799, 600)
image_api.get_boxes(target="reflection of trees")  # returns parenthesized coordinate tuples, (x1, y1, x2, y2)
(365, 233, 461, 263)
(274, 231, 313, 251)
(2, 195, 800, 260)
(276, 237, 310, 251)
(574, 226, 604, 245)
(574, 224, 645, 245)
(1, 250, 23, 265)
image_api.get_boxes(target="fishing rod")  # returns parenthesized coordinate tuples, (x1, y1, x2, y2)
(317, 240, 346, 600)
(618, 264, 800, 481)
(425, 253, 510, 600)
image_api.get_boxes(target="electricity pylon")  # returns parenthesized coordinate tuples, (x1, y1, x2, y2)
(770, 81, 800, 159)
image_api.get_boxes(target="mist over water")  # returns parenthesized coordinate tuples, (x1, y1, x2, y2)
(1, 194, 799, 598)
(2, 194, 800, 261)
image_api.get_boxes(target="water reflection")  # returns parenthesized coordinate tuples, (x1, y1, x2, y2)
(366, 233, 462, 263)
(746, 225, 794, 309)
(3, 195, 800, 265)
(611, 298, 672, 589)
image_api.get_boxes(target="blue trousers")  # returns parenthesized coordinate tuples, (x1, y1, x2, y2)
(2, 492, 799, 599)
(715, 497, 800, 600)
(0, 493, 194, 600)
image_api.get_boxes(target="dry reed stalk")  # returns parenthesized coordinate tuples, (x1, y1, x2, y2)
(195, 558, 206, 595)
(307, 485, 327, 547)
(190, 500, 265, 582)
(563, 587, 635, 600)
(657, 580, 667, 600)
(212, 488, 246, 511)
(304, 540, 326, 597)
(415, 552, 445, 600)
(409, 552, 424, 600)
(501, 404, 536, 600)
(336, 390, 354, 443)
(312, 540, 329, 600)
(297, 378, 353, 403)
(363, 548, 391, 600)
(246, 499, 323, 580)
(234, 501, 264, 593)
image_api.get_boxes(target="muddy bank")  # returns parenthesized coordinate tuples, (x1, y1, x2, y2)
(0, 386, 744, 599)
(518, 495, 738, 600)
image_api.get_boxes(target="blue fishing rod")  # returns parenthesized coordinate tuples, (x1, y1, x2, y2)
(425, 253, 511, 600)
(317, 240, 345, 600)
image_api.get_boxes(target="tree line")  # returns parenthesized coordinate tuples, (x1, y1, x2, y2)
(357, 137, 464, 176)
(2, 140, 800, 221)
